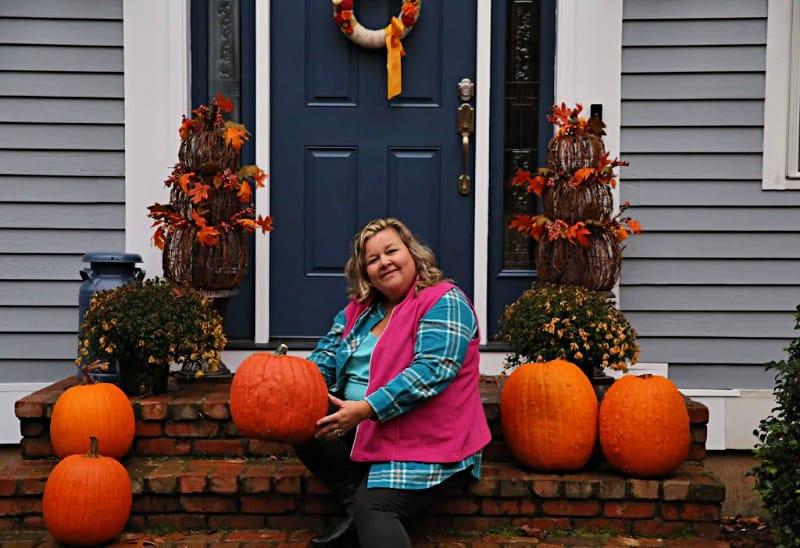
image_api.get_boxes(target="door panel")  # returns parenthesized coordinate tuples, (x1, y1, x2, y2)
(270, 0, 477, 337)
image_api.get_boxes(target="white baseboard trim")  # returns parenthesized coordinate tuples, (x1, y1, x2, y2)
(0, 383, 50, 444)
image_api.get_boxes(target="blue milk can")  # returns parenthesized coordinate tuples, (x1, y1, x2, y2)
(77, 252, 145, 382)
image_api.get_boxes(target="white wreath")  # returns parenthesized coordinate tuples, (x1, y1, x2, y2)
(332, 0, 422, 49)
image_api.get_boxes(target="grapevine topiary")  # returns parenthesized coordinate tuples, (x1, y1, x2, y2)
(750, 304, 800, 546)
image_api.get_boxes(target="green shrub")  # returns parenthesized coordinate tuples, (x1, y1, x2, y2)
(751, 304, 800, 546)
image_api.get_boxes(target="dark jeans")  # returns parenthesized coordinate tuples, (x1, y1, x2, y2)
(293, 433, 471, 548)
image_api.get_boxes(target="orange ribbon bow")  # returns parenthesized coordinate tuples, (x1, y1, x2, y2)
(385, 17, 406, 99)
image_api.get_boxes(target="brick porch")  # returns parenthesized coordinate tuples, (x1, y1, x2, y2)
(2, 375, 725, 540)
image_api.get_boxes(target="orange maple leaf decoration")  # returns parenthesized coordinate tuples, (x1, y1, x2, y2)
(568, 222, 591, 246)
(179, 117, 194, 140)
(237, 181, 252, 203)
(627, 219, 643, 234)
(192, 211, 220, 247)
(547, 102, 587, 135)
(152, 225, 166, 250)
(510, 169, 551, 195)
(215, 92, 234, 113)
(571, 167, 596, 186)
(186, 183, 210, 203)
(178, 172, 195, 193)
(223, 124, 248, 151)
(256, 215, 274, 233)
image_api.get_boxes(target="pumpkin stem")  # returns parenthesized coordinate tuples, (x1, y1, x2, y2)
(76, 360, 109, 385)
(276, 343, 289, 356)
(86, 436, 100, 458)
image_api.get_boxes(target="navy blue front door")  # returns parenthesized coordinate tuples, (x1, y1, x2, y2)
(270, 1, 478, 337)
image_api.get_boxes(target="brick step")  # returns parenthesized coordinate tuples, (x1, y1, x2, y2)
(5, 375, 722, 540)
(0, 528, 733, 547)
(14, 376, 711, 463)
(0, 456, 725, 539)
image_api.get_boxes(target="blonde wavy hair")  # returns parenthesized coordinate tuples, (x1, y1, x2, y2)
(344, 218, 447, 303)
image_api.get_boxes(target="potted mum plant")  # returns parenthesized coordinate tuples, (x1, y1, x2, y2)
(76, 278, 227, 396)
(497, 282, 639, 383)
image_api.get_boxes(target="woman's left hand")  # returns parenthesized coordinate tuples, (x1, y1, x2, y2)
(315, 394, 375, 440)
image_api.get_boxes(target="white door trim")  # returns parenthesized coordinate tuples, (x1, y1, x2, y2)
(123, 0, 622, 344)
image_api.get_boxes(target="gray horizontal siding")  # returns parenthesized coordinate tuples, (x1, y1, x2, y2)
(0, 229, 124, 253)
(0, 361, 78, 383)
(621, 286, 800, 312)
(641, 338, 789, 365)
(623, 73, 765, 100)
(0, 98, 123, 123)
(622, 153, 761, 180)
(0, 45, 123, 72)
(624, 181, 800, 207)
(0, 0, 122, 19)
(0, 151, 124, 176)
(623, 19, 767, 46)
(0, 176, 125, 202)
(620, 0, 795, 391)
(0, 205, 125, 229)
(621, 127, 763, 153)
(628, 208, 800, 232)
(0, 255, 89, 280)
(0, 19, 123, 46)
(0, 334, 79, 359)
(0, 72, 123, 98)
(627, 311, 797, 339)
(623, 1, 766, 19)
(0, 124, 124, 150)
(0, 307, 77, 332)
(667, 365, 775, 390)
(622, 100, 764, 126)
(624, 234, 800, 259)
(0, 281, 81, 306)
(0, 0, 124, 384)
(622, 259, 799, 285)
(623, 46, 765, 73)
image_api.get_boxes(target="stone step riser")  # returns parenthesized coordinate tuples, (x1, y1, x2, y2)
(15, 378, 710, 463)
(2, 376, 723, 539)
(0, 459, 724, 539)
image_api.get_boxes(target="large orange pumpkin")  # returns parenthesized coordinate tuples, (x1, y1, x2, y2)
(43, 436, 133, 546)
(50, 363, 135, 459)
(500, 359, 598, 472)
(230, 345, 329, 443)
(599, 374, 690, 478)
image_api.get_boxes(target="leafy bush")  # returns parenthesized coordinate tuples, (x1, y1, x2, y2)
(751, 305, 800, 546)
(77, 278, 226, 371)
(496, 282, 639, 373)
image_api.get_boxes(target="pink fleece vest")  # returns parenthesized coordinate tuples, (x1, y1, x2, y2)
(344, 283, 491, 463)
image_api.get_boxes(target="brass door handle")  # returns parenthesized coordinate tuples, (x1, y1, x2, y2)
(457, 103, 474, 196)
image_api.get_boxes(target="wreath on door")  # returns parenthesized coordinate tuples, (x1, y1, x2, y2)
(332, 0, 422, 99)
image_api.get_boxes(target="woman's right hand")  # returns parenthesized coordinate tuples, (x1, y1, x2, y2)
(314, 394, 375, 439)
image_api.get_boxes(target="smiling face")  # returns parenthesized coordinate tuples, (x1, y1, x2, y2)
(364, 227, 418, 305)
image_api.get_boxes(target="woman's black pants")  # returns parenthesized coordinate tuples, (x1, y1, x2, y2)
(293, 433, 468, 548)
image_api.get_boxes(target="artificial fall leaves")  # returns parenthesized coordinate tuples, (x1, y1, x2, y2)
(509, 102, 642, 247)
(148, 93, 273, 249)
(510, 202, 643, 246)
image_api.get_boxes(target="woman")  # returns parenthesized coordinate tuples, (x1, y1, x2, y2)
(295, 218, 491, 548)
